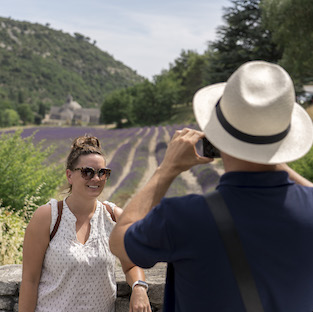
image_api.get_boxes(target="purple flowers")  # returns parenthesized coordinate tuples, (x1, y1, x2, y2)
(9, 124, 222, 206)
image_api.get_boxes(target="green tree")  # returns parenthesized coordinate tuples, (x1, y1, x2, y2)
(169, 50, 205, 104)
(38, 102, 47, 118)
(129, 81, 157, 125)
(204, 0, 281, 83)
(0, 109, 20, 127)
(17, 103, 34, 125)
(182, 53, 206, 104)
(101, 88, 131, 128)
(128, 77, 181, 126)
(154, 71, 182, 115)
(261, 0, 313, 84)
(0, 130, 64, 211)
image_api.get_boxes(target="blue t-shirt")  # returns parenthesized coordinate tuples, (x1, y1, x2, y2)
(124, 171, 313, 312)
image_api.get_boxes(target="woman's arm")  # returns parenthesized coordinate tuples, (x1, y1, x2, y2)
(277, 163, 313, 187)
(112, 206, 151, 312)
(18, 204, 51, 312)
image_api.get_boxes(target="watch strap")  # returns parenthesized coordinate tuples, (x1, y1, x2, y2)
(132, 280, 148, 291)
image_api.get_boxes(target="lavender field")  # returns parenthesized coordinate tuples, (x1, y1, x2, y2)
(11, 125, 224, 207)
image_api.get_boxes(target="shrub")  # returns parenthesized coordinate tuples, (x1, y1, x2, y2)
(0, 130, 64, 212)
(289, 145, 313, 182)
(0, 196, 35, 265)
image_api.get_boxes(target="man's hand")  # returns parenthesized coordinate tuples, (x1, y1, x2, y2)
(159, 128, 213, 176)
(129, 286, 151, 312)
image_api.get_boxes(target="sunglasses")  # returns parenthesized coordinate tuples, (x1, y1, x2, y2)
(73, 167, 111, 180)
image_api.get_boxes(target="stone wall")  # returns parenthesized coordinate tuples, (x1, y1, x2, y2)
(0, 263, 166, 312)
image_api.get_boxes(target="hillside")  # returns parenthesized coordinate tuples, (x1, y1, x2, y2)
(0, 17, 144, 108)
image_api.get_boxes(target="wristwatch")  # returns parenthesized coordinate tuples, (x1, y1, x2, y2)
(132, 280, 149, 292)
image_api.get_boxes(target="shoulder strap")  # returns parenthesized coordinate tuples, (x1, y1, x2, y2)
(204, 191, 264, 312)
(104, 202, 116, 222)
(50, 200, 63, 241)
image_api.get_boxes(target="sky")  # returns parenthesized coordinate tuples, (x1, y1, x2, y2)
(1, 0, 230, 80)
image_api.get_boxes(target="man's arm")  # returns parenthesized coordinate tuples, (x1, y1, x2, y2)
(111, 206, 151, 312)
(109, 128, 212, 268)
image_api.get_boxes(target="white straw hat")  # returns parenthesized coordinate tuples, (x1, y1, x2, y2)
(193, 61, 313, 164)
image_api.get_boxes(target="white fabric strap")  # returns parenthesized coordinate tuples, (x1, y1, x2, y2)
(131, 280, 148, 292)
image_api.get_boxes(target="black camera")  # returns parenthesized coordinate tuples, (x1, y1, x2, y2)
(202, 137, 221, 158)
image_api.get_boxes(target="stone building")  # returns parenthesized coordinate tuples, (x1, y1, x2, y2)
(45, 95, 100, 125)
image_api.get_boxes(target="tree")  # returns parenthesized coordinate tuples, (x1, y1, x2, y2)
(204, 0, 282, 83)
(169, 50, 205, 104)
(101, 88, 131, 128)
(0, 109, 20, 127)
(38, 102, 46, 118)
(261, 0, 313, 84)
(17, 104, 34, 125)
(128, 76, 181, 126)
(154, 72, 182, 117)
(182, 53, 206, 104)
(129, 81, 157, 125)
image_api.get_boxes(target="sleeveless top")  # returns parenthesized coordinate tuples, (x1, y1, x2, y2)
(35, 199, 117, 312)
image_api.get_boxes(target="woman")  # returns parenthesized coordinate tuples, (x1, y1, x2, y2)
(19, 135, 151, 312)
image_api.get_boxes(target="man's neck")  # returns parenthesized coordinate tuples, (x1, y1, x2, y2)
(221, 152, 278, 173)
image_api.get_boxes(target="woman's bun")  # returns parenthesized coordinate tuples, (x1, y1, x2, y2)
(72, 135, 100, 150)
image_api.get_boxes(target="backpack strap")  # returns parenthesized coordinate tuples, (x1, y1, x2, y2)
(104, 202, 116, 222)
(204, 191, 264, 312)
(50, 200, 63, 241)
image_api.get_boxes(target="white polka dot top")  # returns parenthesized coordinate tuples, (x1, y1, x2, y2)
(35, 199, 117, 312)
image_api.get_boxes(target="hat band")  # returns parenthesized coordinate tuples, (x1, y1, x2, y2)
(216, 100, 291, 144)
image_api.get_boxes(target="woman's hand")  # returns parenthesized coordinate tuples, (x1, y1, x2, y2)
(129, 286, 151, 312)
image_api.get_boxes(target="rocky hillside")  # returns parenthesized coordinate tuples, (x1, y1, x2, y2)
(0, 17, 144, 108)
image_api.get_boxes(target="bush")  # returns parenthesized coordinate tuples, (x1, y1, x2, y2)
(289, 146, 313, 182)
(0, 109, 20, 127)
(0, 130, 64, 212)
(0, 200, 29, 265)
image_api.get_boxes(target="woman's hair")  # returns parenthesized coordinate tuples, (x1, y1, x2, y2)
(66, 135, 105, 170)
(64, 135, 106, 193)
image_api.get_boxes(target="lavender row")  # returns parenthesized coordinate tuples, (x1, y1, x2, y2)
(190, 164, 220, 193)
(100, 127, 141, 156)
(165, 123, 198, 138)
(107, 128, 149, 187)
(153, 126, 189, 198)
(155, 126, 167, 166)
(26, 127, 142, 164)
(109, 127, 156, 205)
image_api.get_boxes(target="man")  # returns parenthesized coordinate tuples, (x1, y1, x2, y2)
(110, 61, 313, 311)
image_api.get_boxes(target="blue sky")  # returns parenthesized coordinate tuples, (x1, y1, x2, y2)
(1, 0, 230, 79)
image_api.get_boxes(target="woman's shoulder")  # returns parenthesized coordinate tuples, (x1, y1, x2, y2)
(100, 200, 122, 222)
(33, 202, 52, 220)
(26, 202, 52, 239)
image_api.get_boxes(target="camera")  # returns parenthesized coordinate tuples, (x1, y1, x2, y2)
(202, 137, 221, 158)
